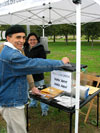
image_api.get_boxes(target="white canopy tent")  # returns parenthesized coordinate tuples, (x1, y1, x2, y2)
(0, 0, 100, 25)
(0, 0, 100, 133)
(0, 0, 100, 37)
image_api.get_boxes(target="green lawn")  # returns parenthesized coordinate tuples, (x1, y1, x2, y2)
(45, 41, 100, 83)
(0, 41, 100, 133)
(48, 41, 100, 73)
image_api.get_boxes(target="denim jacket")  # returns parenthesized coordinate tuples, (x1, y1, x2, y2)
(0, 46, 64, 107)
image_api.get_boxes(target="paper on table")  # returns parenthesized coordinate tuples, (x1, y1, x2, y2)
(54, 95, 77, 107)
(41, 87, 63, 99)
(86, 85, 99, 95)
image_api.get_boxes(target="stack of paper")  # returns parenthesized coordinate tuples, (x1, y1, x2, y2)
(54, 95, 76, 107)
(40, 87, 63, 99)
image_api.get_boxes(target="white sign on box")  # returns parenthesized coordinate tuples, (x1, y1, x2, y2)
(51, 70, 72, 93)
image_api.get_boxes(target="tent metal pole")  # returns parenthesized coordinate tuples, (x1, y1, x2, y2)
(43, 27, 45, 37)
(42, 16, 45, 37)
(26, 25, 30, 35)
(75, 3, 81, 133)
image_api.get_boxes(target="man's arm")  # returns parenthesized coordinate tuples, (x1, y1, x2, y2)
(2, 46, 69, 76)
(27, 74, 34, 90)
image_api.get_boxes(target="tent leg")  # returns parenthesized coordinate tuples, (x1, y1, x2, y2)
(97, 94, 99, 127)
(26, 104, 29, 132)
(69, 113, 73, 133)
(75, 3, 81, 133)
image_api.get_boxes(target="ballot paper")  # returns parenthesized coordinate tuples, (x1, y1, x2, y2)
(54, 95, 76, 107)
(86, 85, 99, 95)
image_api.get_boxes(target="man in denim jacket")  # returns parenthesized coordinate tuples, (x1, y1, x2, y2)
(0, 25, 69, 133)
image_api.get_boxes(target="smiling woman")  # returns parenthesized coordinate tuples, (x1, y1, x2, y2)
(24, 32, 50, 116)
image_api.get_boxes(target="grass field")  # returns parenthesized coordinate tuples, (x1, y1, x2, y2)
(0, 41, 100, 133)
(45, 41, 100, 83)
(48, 41, 100, 73)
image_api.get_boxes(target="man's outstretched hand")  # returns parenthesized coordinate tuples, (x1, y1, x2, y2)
(62, 57, 70, 64)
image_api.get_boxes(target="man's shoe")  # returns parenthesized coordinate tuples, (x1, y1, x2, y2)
(42, 111, 48, 116)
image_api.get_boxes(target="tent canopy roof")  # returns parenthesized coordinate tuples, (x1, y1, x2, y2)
(0, 0, 100, 26)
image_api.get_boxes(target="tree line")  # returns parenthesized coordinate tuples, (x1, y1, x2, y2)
(30, 22, 100, 45)
(0, 22, 100, 46)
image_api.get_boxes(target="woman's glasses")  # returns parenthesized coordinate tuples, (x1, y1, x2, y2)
(29, 39, 37, 41)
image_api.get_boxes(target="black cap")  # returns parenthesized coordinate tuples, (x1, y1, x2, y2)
(5, 25, 26, 38)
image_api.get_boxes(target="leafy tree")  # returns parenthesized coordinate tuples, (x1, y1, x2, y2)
(30, 25, 42, 36)
(45, 25, 59, 42)
(59, 24, 76, 45)
(83, 22, 100, 47)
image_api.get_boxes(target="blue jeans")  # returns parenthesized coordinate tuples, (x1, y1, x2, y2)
(29, 80, 49, 112)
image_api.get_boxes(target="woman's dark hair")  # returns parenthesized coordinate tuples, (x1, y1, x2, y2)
(24, 32, 40, 48)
